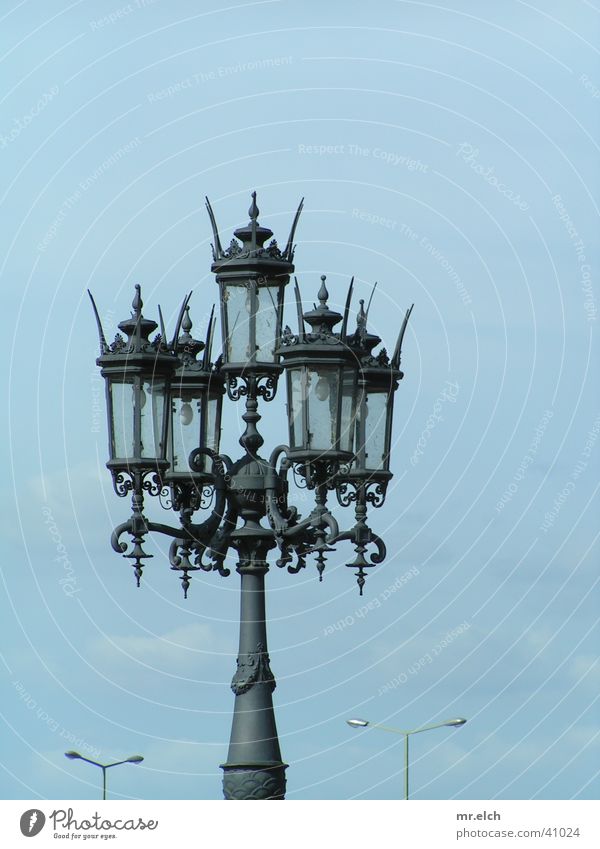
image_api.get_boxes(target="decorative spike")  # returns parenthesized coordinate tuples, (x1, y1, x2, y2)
(132, 284, 143, 317)
(181, 570, 191, 599)
(87, 290, 108, 354)
(293, 277, 306, 341)
(316, 550, 326, 582)
(157, 304, 167, 346)
(318, 275, 329, 306)
(181, 305, 192, 336)
(340, 277, 354, 341)
(391, 303, 414, 368)
(357, 298, 367, 329)
(246, 191, 260, 250)
(203, 304, 216, 368)
(125, 540, 152, 582)
(131, 285, 144, 351)
(356, 568, 366, 596)
(314, 541, 336, 583)
(365, 281, 378, 318)
(248, 190, 259, 221)
(170, 291, 192, 349)
(284, 197, 304, 260)
(205, 197, 223, 258)
(170, 542, 200, 599)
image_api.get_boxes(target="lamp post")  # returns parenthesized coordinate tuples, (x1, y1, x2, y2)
(346, 717, 467, 799)
(64, 752, 144, 800)
(90, 193, 412, 800)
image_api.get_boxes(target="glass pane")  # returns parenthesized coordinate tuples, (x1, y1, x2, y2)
(364, 391, 388, 470)
(224, 284, 251, 363)
(255, 286, 280, 362)
(306, 367, 338, 451)
(110, 380, 135, 459)
(352, 386, 366, 466)
(339, 369, 357, 454)
(170, 393, 202, 472)
(141, 379, 166, 459)
(204, 395, 220, 453)
(288, 368, 306, 449)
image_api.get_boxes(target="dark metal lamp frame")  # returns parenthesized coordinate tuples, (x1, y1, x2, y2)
(90, 194, 412, 800)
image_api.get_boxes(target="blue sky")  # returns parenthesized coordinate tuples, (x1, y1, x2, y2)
(1, 0, 598, 800)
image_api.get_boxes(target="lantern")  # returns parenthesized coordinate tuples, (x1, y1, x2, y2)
(90, 285, 176, 494)
(354, 364, 398, 478)
(165, 303, 224, 487)
(279, 276, 360, 467)
(346, 299, 413, 493)
(206, 192, 302, 397)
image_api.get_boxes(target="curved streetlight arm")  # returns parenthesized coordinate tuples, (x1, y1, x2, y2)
(67, 755, 103, 768)
(366, 722, 410, 736)
(406, 720, 464, 736)
(67, 755, 138, 769)
(368, 719, 466, 736)
(104, 759, 138, 769)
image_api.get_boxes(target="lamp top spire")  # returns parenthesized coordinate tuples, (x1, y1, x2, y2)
(301, 274, 343, 335)
(233, 190, 273, 251)
(349, 296, 381, 357)
(205, 192, 303, 267)
(175, 304, 205, 364)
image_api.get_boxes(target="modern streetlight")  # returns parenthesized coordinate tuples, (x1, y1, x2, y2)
(64, 751, 144, 800)
(89, 193, 413, 800)
(346, 717, 467, 799)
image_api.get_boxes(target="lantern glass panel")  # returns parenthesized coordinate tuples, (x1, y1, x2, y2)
(255, 286, 280, 362)
(339, 369, 358, 454)
(224, 284, 251, 363)
(288, 368, 305, 449)
(170, 393, 202, 473)
(140, 379, 166, 459)
(307, 367, 339, 451)
(169, 387, 222, 476)
(110, 379, 135, 459)
(204, 394, 221, 453)
(363, 390, 388, 471)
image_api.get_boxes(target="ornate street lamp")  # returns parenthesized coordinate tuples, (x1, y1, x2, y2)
(90, 193, 412, 800)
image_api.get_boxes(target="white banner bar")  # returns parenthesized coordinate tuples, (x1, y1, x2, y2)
(2, 800, 598, 848)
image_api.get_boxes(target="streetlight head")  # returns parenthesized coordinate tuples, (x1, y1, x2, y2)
(445, 718, 467, 727)
(346, 718, 370, 728)
(64, 751, 82, 760)
(126, 755, 144, 764)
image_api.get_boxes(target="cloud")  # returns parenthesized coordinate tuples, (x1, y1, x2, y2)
(89, 621, 226, 678)
(568, 654, 600, 689)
